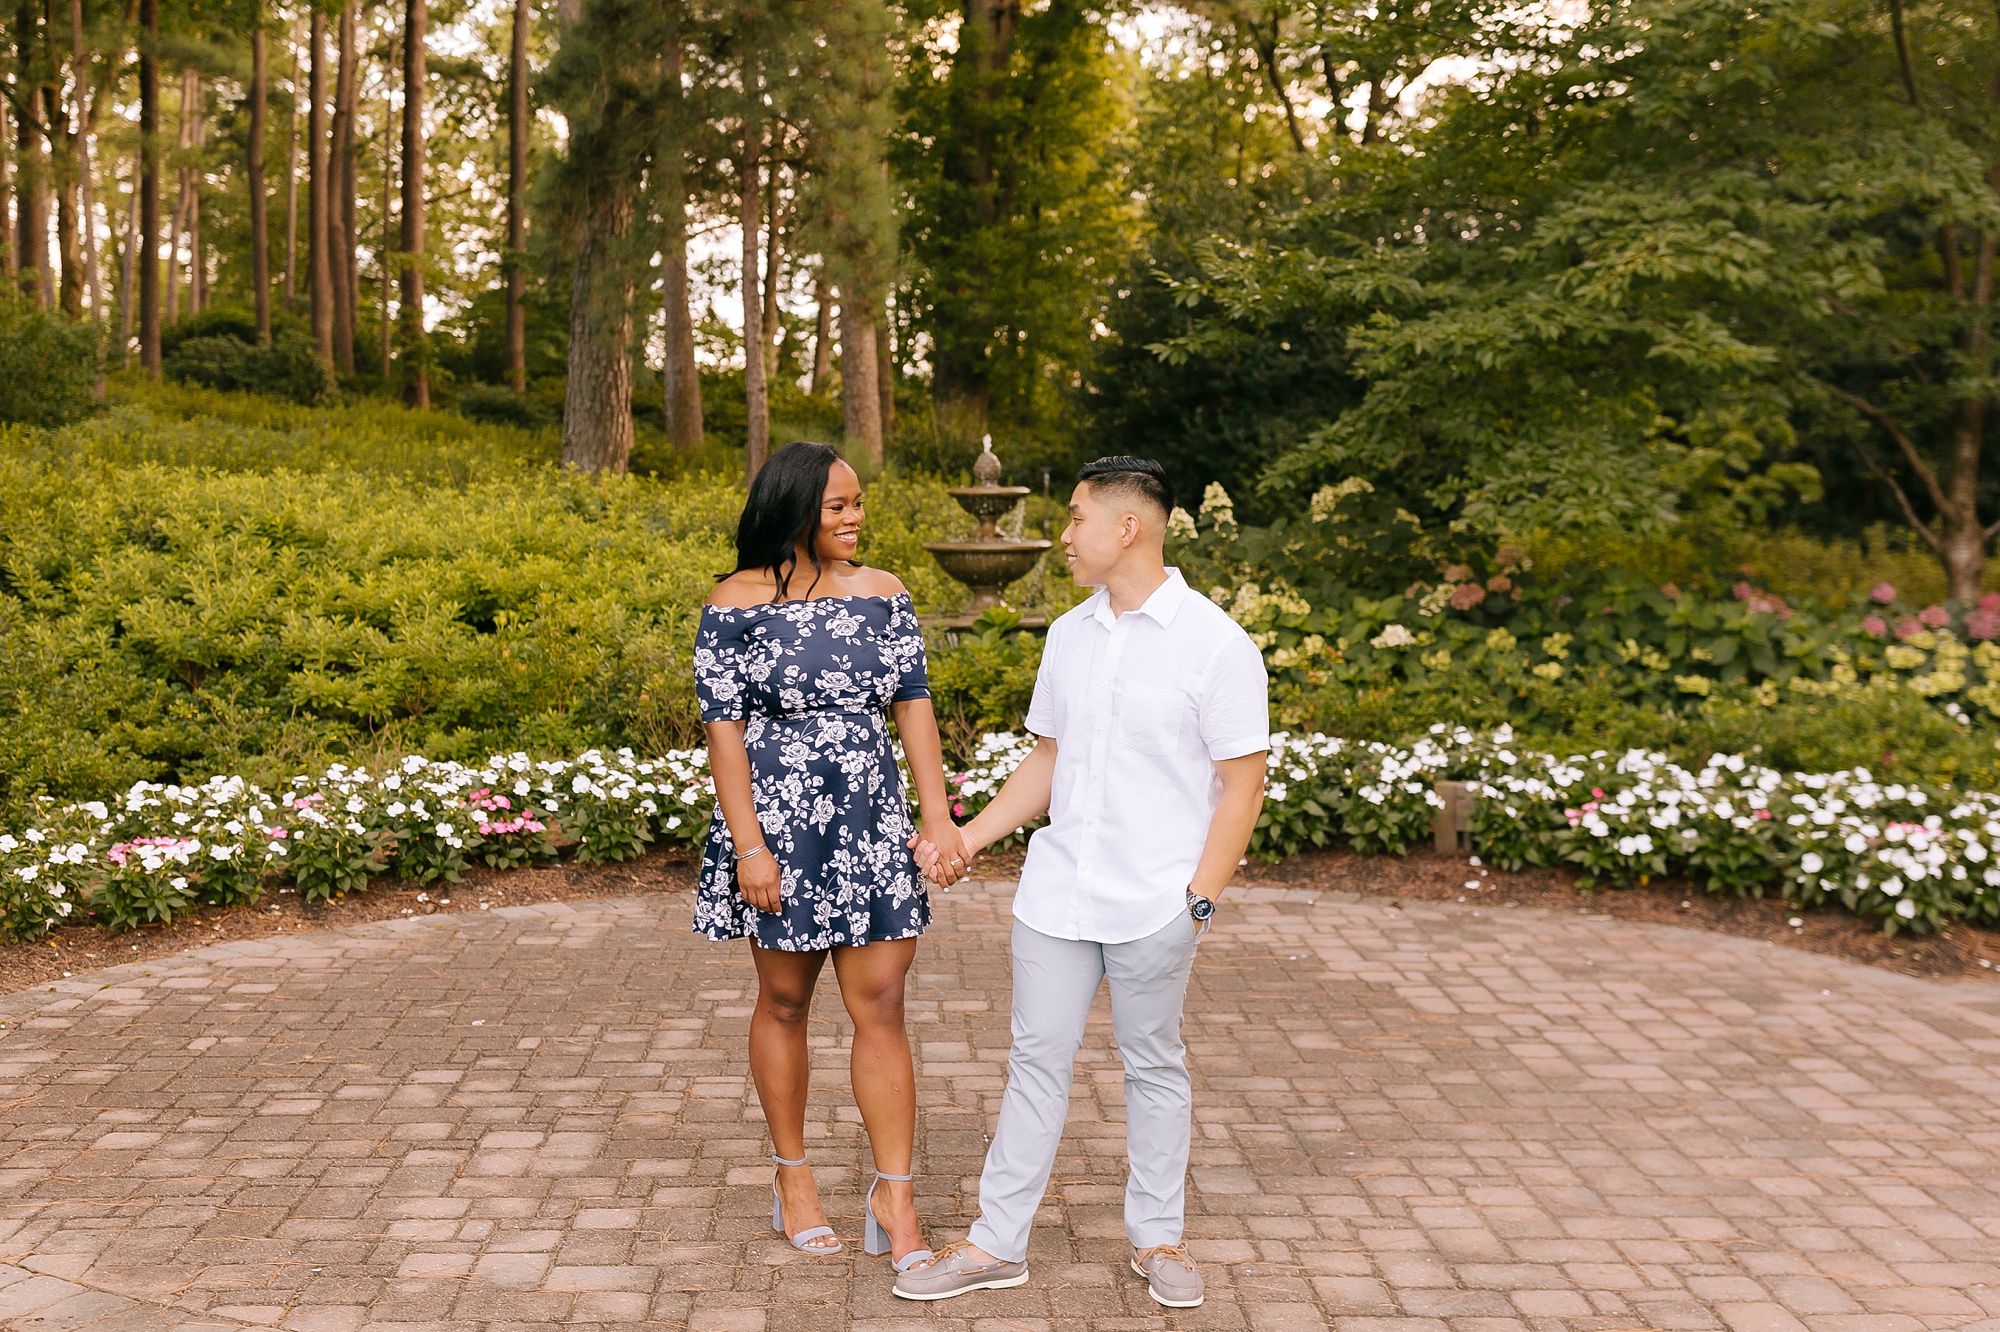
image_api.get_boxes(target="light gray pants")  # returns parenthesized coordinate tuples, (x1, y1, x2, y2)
(967, 912, 1200, 1263)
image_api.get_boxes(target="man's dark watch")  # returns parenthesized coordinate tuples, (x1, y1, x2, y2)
(1186, 890, 1215, 923)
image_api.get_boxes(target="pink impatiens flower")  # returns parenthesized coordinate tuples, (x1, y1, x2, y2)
(1860, 616, 1888, 638)
(1870, 582, 1897, 605)
(1982, 592, 2000, 613)
(1919, 604, 1951, 628)
(1895, 618, 1925, 641)
(1967, 609, 2000, 641)
(1449, 582, 1486, 611)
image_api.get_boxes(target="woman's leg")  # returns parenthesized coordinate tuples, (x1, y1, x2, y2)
(831, 937, 923, 1257)
(750, 942, 836, 1247)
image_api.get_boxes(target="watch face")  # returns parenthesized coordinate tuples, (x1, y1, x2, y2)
(1189, 896, 1214, 920)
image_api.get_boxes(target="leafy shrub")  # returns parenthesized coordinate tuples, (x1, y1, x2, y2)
(456, 382, 548, 428)
(0, 299, 98, 426)
(164, 324, 336, 405)
(158, 306, 263, 358)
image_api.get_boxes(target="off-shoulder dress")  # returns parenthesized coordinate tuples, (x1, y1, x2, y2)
(691, 592, 934, 950)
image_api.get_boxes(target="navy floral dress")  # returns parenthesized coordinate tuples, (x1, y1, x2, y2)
(693, 593, 933, 950)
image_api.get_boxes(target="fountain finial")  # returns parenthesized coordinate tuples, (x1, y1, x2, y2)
(923, 433, 1051, 619)
(973, 434, 1003, 486)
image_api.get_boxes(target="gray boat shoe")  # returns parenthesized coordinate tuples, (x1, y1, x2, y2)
(1132, 1242, 1204, 1308)
(892, 1241, 1029, 1301)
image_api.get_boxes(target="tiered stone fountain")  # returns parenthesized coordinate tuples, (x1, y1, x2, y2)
(922, 437, 1052, 630)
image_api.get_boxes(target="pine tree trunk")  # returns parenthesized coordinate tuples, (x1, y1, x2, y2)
(741, 113, 768, 481)
(138, 0, 160, 375)
(659, 17, 701, 448)
(249, 2, 270, 344)
(189, 101, 205, 312)
(505, 0, 528, 393)
(283, 20, 299, 309)
(809, 274, 832, 395)
(762, 167, 783, 369)
(73, 0, 103, 326)
(400, 0, 428, 406)
(840, 302, 882, 470)
(0, 115, 12, 279)
(166, 69, 191, 324)
(379, 84, 393, 378)
(117, 165, 139, 363)
(561, 189, 635, 473)
(329, 3, 357, 373)
(47, 70, 81, 317)
(307, 17, 333, 362)
(876, 308, 894, 448)
(660, 193, 702, 448)
(16, 8, 51, 309)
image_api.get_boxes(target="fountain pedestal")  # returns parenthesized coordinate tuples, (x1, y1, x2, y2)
(922, 439, 1052, 631)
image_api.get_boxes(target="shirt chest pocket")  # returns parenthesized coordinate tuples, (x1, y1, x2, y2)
(1115, 682, 1185, 755)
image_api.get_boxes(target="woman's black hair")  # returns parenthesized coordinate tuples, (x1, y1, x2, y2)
(731, 440, 850, 600)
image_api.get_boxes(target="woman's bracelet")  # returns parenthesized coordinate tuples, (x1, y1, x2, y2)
(734, 844, 769, 863)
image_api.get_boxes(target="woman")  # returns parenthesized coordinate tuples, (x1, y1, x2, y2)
(694, 441, 971, 1270)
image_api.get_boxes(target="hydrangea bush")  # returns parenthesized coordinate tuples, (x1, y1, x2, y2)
(1167, 481, 2000, 727)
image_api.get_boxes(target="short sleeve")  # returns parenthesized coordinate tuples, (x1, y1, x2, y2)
(1023, 619, 1062, 738)
(887, 596, 932, 703)
(1198, 631, 1271, 760)
(694, 606, 750, 723)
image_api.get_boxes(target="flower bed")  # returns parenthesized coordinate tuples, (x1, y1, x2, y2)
(1, 750, 712, 942)
(7, 729, 1996, 943)
(948, 726, 2000, 936)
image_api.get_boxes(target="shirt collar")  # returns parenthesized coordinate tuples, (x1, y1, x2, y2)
(1090, 568, 1190, 630)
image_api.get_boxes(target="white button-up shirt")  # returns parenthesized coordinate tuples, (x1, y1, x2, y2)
(1016, 568, 1270, 944)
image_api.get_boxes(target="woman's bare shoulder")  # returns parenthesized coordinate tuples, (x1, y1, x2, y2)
(707, 570, 778, 609)
(846, 565, 908, 598)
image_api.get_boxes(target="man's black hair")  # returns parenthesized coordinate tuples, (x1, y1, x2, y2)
(1076, 455, 1174, 520)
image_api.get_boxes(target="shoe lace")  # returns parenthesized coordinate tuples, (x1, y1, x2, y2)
(1138, 1242, 1195, 1270)
(912, 1239, 969, 1271)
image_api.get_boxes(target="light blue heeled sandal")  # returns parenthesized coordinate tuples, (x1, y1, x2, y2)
(864, 1169, 934, 1273)
(771, 1153, 842, 1254)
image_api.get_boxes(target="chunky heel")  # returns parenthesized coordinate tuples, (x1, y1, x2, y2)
(865, 1170, 933, 1272)
(864, 1207, 889, 1257)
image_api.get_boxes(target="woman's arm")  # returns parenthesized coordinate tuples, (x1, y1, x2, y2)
(705, 718, 783, 912)
(891, 697, 973, 884)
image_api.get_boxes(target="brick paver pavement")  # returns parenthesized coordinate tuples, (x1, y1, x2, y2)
(3, 879, 2000, 1332)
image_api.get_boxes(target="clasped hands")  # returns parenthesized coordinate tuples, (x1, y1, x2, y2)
(908, 815, 977, 889)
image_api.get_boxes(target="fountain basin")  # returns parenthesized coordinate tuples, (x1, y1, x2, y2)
(922, 539, 1052, 614)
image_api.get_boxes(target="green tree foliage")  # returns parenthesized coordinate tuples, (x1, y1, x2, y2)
(1160, 0, 2000, 597)
(894, 0, 1137, 465)
(1087, 8, 1343, 510)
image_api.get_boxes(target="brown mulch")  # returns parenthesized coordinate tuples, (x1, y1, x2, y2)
(3, 843, 1995, 1000)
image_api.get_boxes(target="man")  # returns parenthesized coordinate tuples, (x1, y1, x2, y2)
(900, 456, 1269, 1308)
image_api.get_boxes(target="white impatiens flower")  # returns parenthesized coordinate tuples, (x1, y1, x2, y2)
(1371, 624, 1416, 649)
(1800, 853, 1823, 874)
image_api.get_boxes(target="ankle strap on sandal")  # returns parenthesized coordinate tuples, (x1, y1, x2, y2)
(873, 1169, 913, 1181)
(771, 1153, 809, 1167)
